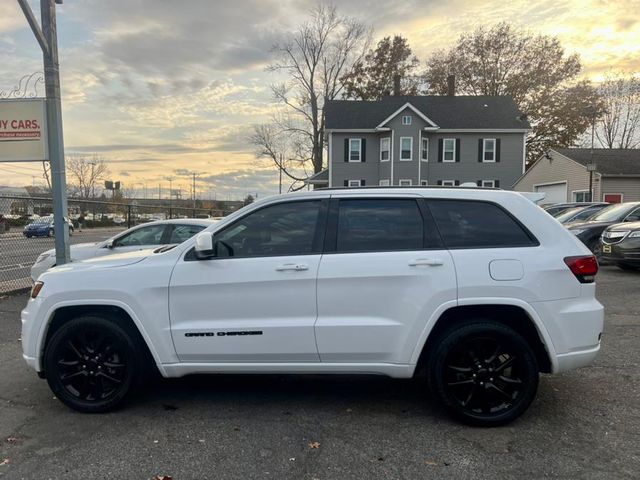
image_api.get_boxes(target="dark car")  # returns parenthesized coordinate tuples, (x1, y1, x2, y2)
(566, 202, 640, 256)
(544, 202, 609, 217)
(23, 216, 74, 238)
(601, 221, 640, 270)
(554, 204, 609, 224)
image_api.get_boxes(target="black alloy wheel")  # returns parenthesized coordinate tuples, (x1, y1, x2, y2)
(44, 316, 141, 413)
(428, 321, 539, 427)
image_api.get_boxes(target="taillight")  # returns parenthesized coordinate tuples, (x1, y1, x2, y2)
(564, 256, 598, 283)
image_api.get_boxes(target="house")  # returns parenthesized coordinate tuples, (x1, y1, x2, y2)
(513, 148, 640, 204)
(312, 89, 531, 188)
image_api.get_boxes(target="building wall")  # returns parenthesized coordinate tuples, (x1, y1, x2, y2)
(329, 107, 527, 189)
(600, 177, 640, 202)
(513, 150, 600, 201)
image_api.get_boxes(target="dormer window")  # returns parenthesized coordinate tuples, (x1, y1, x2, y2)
(402, 115, 412, 125)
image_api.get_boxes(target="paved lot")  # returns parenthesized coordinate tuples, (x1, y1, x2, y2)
(0, 266, 638, 479)
(0, 228, 124, 293)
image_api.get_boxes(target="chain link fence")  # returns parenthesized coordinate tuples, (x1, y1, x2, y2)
(0, 195, 242, 294)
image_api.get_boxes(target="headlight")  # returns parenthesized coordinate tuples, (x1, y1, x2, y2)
(629, 231, 640, 238)
(35, 252, 52, 263)
(30, 281, 44, 299)
(569, 228, 586, 236)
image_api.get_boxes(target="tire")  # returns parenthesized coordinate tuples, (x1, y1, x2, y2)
(69, 227, 74, 236)
(44, 316, 143, 413)
(427, 321, 539, 427)
(617, 262, 638, 271)
(47, 228, 53, 237)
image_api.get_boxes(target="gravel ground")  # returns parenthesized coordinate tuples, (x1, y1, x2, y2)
(0, 265, 638, 479)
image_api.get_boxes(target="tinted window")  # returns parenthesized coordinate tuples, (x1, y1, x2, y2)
(336, 199, 423, 252)
(589, 203, 636, 222)
(114, 224, 166, 247)
(429, 200, 535, 248)
(169, 224, 205, 243)
(213, 201, 321, 258)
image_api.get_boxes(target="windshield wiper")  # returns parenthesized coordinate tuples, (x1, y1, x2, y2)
(154, 244, 178, 254)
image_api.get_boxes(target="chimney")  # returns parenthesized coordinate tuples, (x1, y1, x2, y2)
(447, 74, 455, 96)
(393, 74, 401, 96)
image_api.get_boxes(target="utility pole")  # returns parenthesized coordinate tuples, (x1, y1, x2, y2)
(192, 172, 196, 209)
(89, 159, 96, 198)
(18, 0, 70, 265)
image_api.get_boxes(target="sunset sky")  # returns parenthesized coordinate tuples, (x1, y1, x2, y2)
(1, 0, 639, 200)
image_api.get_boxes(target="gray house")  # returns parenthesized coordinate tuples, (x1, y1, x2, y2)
(514, 148, 640, 204)
(313, 95, 530, 188)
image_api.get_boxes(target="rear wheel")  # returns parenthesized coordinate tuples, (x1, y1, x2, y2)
(44, 316, 142, 413)
(427, 321, 539, 427)
(47, 228, 54, 237)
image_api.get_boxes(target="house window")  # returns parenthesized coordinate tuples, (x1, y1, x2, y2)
(399, 179, 412, 186)
(441, 180, 456, 187)
(349, 138, 362, 162)
(380, 137, 390, 162)
(443, 138, 456, 162)
(481, 180, 495, 188)
(379, 179, 390, 186)
(421, 138, 429, 161)
(483, 138, 496, 162)
(400, 137, 412, 161)
(420, 180, 428, 186)
(573, 190, 591, 202)
(347, 180, 363, 187)
(402, 115, 412, 125)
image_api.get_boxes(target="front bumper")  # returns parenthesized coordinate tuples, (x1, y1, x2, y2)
(601, 238, 640, 265)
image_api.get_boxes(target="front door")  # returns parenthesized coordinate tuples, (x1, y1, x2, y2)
(315, 196, 457, 364)
(169, 199, 327, 363)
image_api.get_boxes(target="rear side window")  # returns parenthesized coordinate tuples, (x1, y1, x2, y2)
(336, 199, 424, 252)
(428, 200, 536, 248)
(169, 224, 205, 243)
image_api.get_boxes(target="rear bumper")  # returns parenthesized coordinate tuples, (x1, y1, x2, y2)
(555, 344, 600, 372)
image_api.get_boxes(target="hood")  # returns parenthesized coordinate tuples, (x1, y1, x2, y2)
(38, 242, 100, 258)
(565, 220, 616, 230)
(45, 247, 156, 276)
(606, 221, 640, 232)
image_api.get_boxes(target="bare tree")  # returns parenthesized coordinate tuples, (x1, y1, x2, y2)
(66, 155, 110, 198)
(596, 73, 640, 149)
(267, 4, 370, 177)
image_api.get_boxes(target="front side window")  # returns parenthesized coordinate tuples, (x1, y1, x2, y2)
(483, 139, 496, 162)
(114, 224, 167, 247)
(429, 200, 536, 248)
(336, 199, 423, 253)
(349, 138, 361, 162)
(400, 137, 412, 160)
(402, 115, 412, 125)
(443, 138, 456, 162)
(399, 179, 412, 186)
(169, 224, 206, 244)
(421, 138, 429, 161)
(212, 201, 321, 258)
(380, 137, 390, 162)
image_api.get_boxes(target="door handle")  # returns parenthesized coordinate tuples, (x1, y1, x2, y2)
(408, 258, 444, 267)
(276, 263, 309, 272)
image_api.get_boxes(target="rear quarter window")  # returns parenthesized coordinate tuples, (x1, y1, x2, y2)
(427, 199, 537, 248)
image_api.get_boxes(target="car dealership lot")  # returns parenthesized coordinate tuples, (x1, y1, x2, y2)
(0, 266, 638, 479)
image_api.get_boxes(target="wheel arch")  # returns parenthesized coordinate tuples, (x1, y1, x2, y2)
(37, 301, 165, 376)
(412, 301, 557, 374)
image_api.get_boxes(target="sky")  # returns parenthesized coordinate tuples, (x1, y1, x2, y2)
(1, 0, 639, 200)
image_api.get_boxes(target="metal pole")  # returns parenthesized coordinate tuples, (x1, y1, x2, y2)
(41, 0, 70, 265)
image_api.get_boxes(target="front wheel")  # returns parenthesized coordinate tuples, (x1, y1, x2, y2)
(427, 321, 539, 427)
(44, 316, 141, 413)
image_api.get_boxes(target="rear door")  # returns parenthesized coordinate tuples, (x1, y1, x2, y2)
(315, 195, 457, 364)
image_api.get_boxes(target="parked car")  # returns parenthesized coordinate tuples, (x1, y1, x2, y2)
(0, 214, 9, 233)
(30, 218, 216, 281)
(554, 204, 609, 224)
(566, 202, 640, 256)
(543, 202, 608, 217)
(22, 188, 603, 426)
(23, 216, 74, 238)
(600, 221, 640, 270)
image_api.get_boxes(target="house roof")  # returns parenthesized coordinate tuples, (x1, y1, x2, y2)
(305, 169, 329, 185)
(554, 148, 640, 176)
(325, 95, 531, 130)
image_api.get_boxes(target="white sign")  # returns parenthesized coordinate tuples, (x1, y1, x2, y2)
(0, 98, 48, 162)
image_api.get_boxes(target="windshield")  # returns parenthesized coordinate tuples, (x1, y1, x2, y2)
(555, 207, 584, 223)
(588, 203, 635, 222)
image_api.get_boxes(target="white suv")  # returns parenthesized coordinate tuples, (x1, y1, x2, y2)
(22, 188, 603, 426)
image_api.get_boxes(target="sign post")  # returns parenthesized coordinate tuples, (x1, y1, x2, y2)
(17, 0, 70, 265)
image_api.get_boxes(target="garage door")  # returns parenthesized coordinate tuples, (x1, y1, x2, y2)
(535, 183, 567, 204)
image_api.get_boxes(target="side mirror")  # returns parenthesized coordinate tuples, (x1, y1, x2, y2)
(106, 240, 114, 249)
(194, 232, 215, 259)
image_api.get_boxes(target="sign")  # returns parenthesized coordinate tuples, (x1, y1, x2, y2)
(0, 98, 48, 162)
